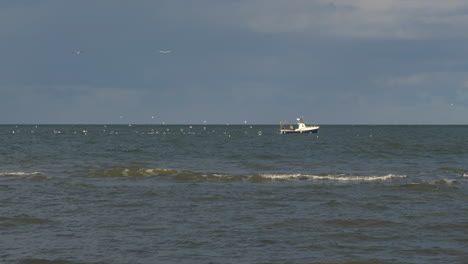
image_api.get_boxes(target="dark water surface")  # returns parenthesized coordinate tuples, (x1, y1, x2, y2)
(1, 125, 468, 264)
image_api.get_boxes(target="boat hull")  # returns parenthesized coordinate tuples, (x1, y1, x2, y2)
(279, 127, 319, 134)
(279, 117, 319, 134)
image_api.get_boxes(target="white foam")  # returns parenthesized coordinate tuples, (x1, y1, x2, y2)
(0, 172, 42, 176)
(140, 168, 174, 175)
(257, 173, 406, 182)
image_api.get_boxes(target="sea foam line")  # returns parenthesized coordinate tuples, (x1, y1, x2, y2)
(89, 167, 407, 183)
(0, 172, 42, 176)
(257, 174, 406, 182)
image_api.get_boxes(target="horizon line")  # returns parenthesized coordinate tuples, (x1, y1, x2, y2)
(1, 123, 467, 126)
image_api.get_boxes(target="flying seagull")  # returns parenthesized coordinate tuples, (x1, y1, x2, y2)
(159, 50, 172, 54)
(72, 50, 83, 55)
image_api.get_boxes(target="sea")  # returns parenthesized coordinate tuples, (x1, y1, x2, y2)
(1, 124, 468, 264)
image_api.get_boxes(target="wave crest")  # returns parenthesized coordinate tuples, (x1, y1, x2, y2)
(0, 172, 42, 176)
(90, 168, 181, 178)
(88, 167, 406, 183)
(88, 167, 237, 181)
(254, 173, 406, 182)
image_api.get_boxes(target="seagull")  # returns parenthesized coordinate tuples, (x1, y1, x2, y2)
(72, 50, 83, 55)
(159, 50, 172, 54)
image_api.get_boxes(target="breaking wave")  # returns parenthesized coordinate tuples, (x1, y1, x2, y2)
(0, 172, 42, 176)
(88, 167, 240, 182)
(0, 171, 49, 181)
(87, 167, 406, 183)
(89, 167, 218, 178)
(254, 173, 406, 182)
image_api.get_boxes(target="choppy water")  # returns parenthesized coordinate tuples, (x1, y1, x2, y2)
(1, 125, 468, 264)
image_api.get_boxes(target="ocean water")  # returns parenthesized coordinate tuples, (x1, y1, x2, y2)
(1, 124, 468, 264)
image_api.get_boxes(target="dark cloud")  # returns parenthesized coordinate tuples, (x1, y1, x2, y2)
(1, 1, 468, 124)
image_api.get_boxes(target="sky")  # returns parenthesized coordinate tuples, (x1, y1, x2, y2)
(1, 0, 468, 124)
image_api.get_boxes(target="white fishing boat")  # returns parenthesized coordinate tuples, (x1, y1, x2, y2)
(279, 117, 319, 134)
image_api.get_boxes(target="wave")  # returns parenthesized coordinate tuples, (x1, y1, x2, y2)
(0, 214, 51, 227)
(88, 167, 241, 182)
(308, 261, 399, 264)
(438, 167, 468, 177)
(324, 218, 401, 228)
(397, 180, 460, 191)
(432, 179, 460, 185)
(90, 167, 179, 178)
(0, 171, 49, 181)
(254, 173, 406, 182)
(424, 222, 468, 232)
(19, 259, 109, 264)
(90, 167, 218, 178)
(87, 167, 406, 183)
(0, 171, 42, 176)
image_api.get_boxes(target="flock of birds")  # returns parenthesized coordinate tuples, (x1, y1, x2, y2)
(10, 124, 263, 138)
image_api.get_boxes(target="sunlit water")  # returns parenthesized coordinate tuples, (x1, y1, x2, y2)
(1, 125, 468, 264)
